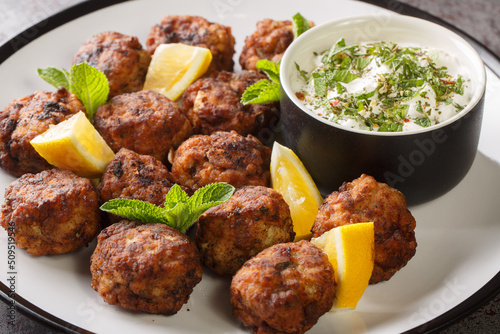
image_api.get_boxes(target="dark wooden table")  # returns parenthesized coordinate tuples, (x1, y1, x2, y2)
(0, 0, 499, 333)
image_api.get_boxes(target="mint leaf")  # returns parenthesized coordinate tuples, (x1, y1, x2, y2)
(37, 67, 70, 89)
(186, 183, 235, 227)
(330, 69, 359, 84)
(100, 199, 169, 224)
(69, 63, 109, 120)
(292, 13, 311, 39)
(295, 62, 308, 81)
(38, 62, 109, 122)
(256, 59, 280, 84)
(100, 182, 235, 234)
(241, 79, 280, 105)
(164, 184, 189, 210)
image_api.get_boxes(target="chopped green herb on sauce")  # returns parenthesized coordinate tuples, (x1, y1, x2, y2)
(296, 39, 471, 132)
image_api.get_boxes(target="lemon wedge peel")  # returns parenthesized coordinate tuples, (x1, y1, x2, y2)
(30, 111, 115, 178)
(311, 222, 375, 310)
(143, 43, 212, 101)
(270, 142, 322, 241)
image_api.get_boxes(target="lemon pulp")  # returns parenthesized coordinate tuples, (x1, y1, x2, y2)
(270, 142, 322, 240)
(311, 222, 375, 310)
(143, 43, 212, 101)
(30, 111, 115, 178)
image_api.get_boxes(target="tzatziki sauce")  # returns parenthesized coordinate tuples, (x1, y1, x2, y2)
(295, 39, 471, 132)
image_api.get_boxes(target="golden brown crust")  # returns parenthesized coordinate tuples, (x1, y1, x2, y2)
(171, 131, 271, 192)
(196, 186, 294, 276)
(230, 240, 336, 334)
(0, 88, 83, 177)
(93, 90, 192, 164)
(90, 221, 203, 314)
(73, 31, 151, 98)
(146, 15, 235, 74)
(311, 174, 417, 284)
(97, 148, 178, 226)
(0, 169, 100, 256)
(239, 19, 314, 71)
(182, 70, 279, 137)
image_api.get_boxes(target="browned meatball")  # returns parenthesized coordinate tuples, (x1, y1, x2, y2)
(230, 240, 336, 334)
(0, 88, 83, 177)
(171, 131, 271, 192)
(97, 148, 179, 226)
(311, 174, 417, 284)
(146, 15, 235, 73)
(240, 19, 314, 71)
(182, 70, 279, 137)
(90, 221, 203, 314)
(93, 90, 192, 164)
(0, 169, 100, 256)
(196, 186, 294, 276)
(73, 31, 151, 98)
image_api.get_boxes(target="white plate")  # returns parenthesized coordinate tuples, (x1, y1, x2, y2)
(0, 0, 499, 333)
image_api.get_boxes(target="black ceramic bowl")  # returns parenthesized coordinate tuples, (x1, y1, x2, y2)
(280, 14, 486, 206)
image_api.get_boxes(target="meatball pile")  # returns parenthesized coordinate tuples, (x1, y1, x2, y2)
(0, 12, 415, 334)
(0, 88, 83, 177)
(90, 221, 202, 314)
(196, 185, 294, 276)
(0, 169, 100, 256)
(312, 174, 417, 284)
(73, 31, 151, 98)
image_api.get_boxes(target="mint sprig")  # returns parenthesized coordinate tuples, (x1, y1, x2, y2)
(37, 62, 109, 121)
(241, 13, 311, 105)
(100, 183, 235, 234)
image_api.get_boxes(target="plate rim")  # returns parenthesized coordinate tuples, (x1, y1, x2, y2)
(0, 0, 499, 333)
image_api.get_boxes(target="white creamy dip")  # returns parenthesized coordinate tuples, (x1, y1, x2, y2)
(296, 40, 471, 132)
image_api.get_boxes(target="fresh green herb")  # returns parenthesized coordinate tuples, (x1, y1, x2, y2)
(100, 183, 235, 234)
(241, 13, 311, 105)
(292, 13, 312, 39)
(241, 60, 281, 104)
(38, 62, 109, 121)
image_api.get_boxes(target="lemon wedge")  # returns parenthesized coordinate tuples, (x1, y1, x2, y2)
(270, 142, 322, 240)
(311, 222, 375, 310)
(30, 111, 115, 178)
(143, 43, 212, 101)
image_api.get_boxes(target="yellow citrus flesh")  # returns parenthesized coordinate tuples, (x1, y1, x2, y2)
(30, 111, 115, 178)
(270, 142, 322, 240)
(143, 43, 212, 101)
(311, 222, 375, 310)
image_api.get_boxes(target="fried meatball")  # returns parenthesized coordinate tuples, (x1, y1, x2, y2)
(0, 169, 100, 256)
(146, 15, 235, 73)
(196, 186, 294, 276)
(311, 174, 417, 284)
(73, 31, 151, 98)
(93, 90, 192, 164)
(182, 70, 279, 137)
(90, 221, 203, 314)
(230, 240, 336, 334)
(97, 148, 179, 226)
(171, 131, 271, 192)
(239, 19, 314, 71)
(0, 88, 83, 177)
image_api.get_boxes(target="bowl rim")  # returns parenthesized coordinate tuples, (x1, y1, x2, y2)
(280, 14, 487, 137)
